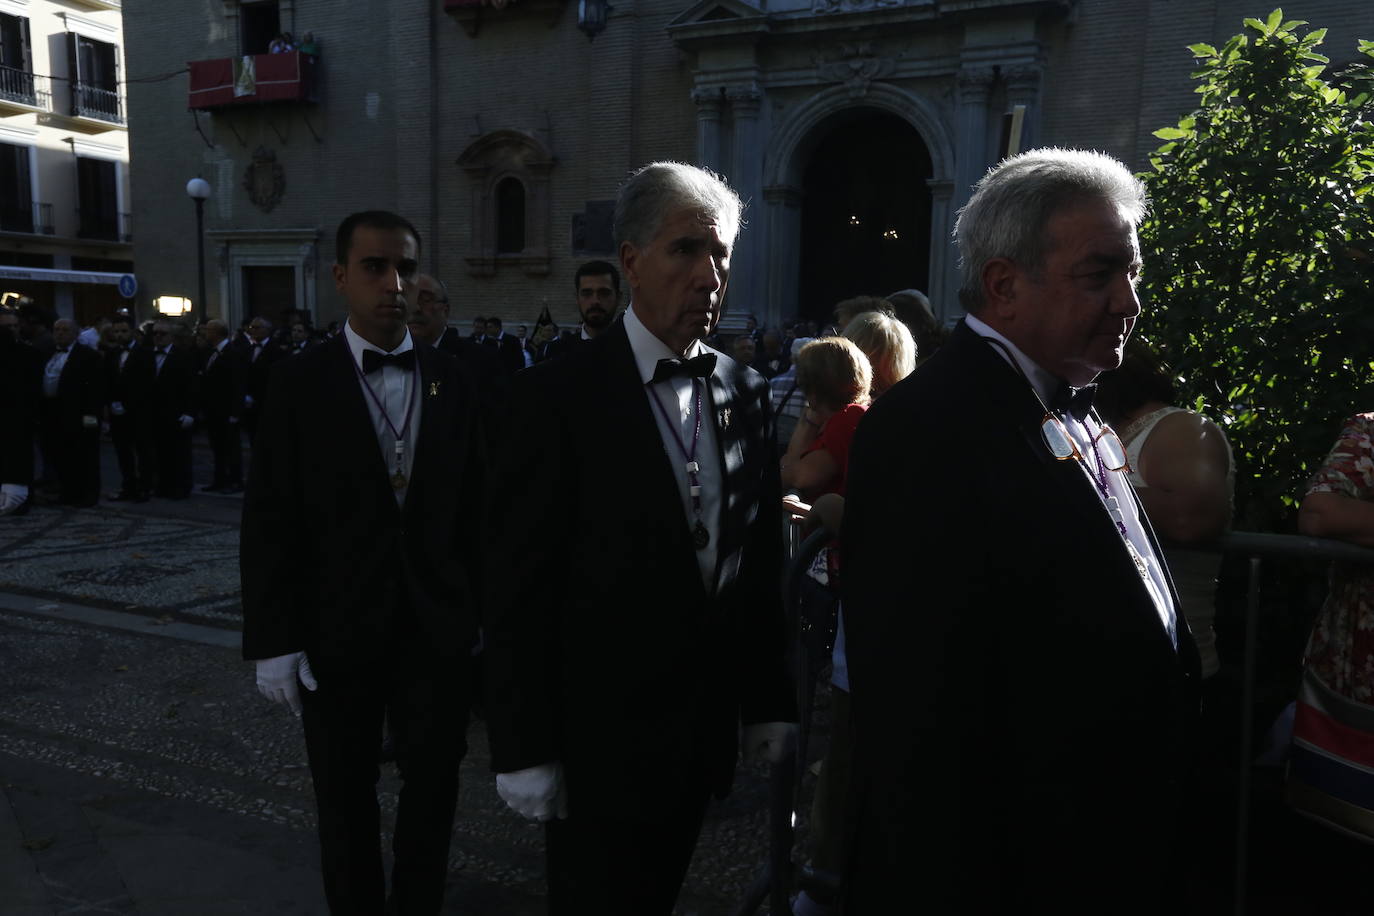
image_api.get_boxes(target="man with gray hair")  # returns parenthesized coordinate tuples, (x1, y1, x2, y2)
(483, 161, 796, 913)
(841, 148, 1199, 912)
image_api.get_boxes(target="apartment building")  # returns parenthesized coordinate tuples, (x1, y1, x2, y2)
(0, 0, 129, 325)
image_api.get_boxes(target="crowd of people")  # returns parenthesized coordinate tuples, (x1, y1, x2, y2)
(3, 146, 1370, 916)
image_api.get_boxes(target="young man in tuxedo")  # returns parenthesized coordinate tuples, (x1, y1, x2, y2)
(483, 162, 796, 914)
(242, 210, 482, 916)
(840, 149, 1200, 913)
(105, 314, 155, 501)
(148, 320, 197, 499)
(198, 319, 246, 493)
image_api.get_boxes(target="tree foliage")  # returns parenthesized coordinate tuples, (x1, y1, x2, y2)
(1138, 9, 1374, 528)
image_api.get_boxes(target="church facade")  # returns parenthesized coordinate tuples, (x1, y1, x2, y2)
(123, 0, 1373, 331)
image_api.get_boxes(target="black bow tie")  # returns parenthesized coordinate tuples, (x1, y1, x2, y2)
(651, 352, 717, 385)
(362, 348, 416, 375)
(1051, 382, 1097, 422)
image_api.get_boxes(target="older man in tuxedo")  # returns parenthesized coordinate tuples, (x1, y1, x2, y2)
(38, 319, 104, 506)
(840, 149, 1200, 913)
(242, 210, 482, 916)
(199, 319, 246, 493)
(483, 161, 796, 914)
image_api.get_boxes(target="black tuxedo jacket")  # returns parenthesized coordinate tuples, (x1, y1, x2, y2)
(840, 320, 1201, 912)
(149, 346, 198, 424)
(0, 335, 41, 484)
(49, 345, 104, 426)
(483, 332, 525, 376)
(240, 334, 482, 669)
(200, 344, 247, 421)
(105, 344, 155, 416)
(482, 318, 794, 819)
(244, 340, 285, 408)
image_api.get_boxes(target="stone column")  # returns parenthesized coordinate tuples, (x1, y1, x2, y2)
(1003, 65, 1043, 153)
(726, 84, 764, 326)
(691, 86, 724, 175)
(952, 67, 995, 221)
(925, 178, 957, 322)
(762, 184, 804, 331)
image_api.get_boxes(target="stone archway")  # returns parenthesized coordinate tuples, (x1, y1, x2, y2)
(762, 83, 956, 325)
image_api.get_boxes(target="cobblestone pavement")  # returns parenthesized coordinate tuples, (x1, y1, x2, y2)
(0, 440, 807, 915)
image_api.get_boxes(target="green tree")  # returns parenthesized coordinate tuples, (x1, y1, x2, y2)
(1138, 8, 1374, 528)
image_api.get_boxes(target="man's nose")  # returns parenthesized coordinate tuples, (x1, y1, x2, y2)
(1113, 275, 1141, 318)
(693, 254, 722, 292)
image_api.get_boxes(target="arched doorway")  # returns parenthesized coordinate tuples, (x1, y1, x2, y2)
(797, 111, 932, 324)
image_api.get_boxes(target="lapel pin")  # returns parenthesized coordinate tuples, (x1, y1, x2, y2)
(428, 381, 440, 398)
(720, 408, 731, 429)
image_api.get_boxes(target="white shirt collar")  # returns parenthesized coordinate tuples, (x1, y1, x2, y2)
(964, 313, 1061, 404)
(215, 338, 229, 353)
(624, 304, 705, 386)
(580, 325, 593, 341)
(343, 318, 413, 368)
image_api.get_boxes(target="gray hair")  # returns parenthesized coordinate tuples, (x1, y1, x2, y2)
(953, 147, 1147, 313)
(613, 161, 744, 251)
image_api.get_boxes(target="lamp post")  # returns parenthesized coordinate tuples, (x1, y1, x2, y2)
(185, 177, 211, 327)
(576, 0, 610, 39)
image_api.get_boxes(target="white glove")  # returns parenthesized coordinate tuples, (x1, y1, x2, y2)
(178, 415, 195, 430)
(82, 415, 98, 429)
(255, 652, 318, 717)
(742, 722, 799, 765)
(0, 483, 29, 513)
(228, 415, 239, 425)
(496, 762, 567, 821)
(244, 395, 255, 408)
(111, 401, 125, 416)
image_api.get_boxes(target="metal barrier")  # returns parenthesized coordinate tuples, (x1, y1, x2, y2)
(1215, 531, 1374, 916)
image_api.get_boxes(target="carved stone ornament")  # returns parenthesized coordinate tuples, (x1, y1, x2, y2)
(814, 42, 896, 99)
(243, 146, 286, 213)
(811, 0, 902, 15)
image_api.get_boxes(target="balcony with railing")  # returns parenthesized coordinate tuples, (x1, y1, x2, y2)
(76, 209, 131, 243)
(0, 68, 51, 114)
(70, 81, 124, 125)
(0, 202, 54, 235)
(188, 49, 319, 110)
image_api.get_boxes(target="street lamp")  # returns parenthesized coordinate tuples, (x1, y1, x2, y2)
(186, 177, 211, 327)
(577, 0, 611, 39)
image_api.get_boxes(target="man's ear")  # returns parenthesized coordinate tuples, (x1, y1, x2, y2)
(332, 262, 347, 294)
(982, 257, 1020, 321)
(619, 241, 640, 293)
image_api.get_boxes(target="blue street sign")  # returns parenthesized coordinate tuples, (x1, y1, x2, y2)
(118, 274, 137, 298)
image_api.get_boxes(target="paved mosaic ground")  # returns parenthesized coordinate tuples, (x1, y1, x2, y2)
(0, 504, 243, 626)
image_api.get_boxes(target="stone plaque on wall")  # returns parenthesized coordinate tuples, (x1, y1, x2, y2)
(571, 200, 615, 255)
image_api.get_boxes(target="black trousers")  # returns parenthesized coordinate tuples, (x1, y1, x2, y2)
(545, 780, 711, 915)
(39, 404, 99, 506)
(110, 412, 151, 495)
(204, 415, 242, 487)
(299, 635, 471, 916)
(152, 423, 192, 498)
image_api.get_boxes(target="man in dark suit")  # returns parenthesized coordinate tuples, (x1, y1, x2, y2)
(241, 316, 284, 443)
(483, 162, 796, 914)
(482, 316, 526, 377)
(199, 319, 246, 493)
(0, 307, 41, 516)
(538, 259, 621, 362)
(105, 314, 155, 502)
(38, 319, 104, 506)
(409, 274, 508, 431)
(242, 210, 482, 916)
(148, 320, 198, 499)
(840, 149, 1200, 914)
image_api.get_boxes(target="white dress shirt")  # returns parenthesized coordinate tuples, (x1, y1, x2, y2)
(624, 305, 722, 592)
(343, 321, 421, 506)
(42, 348, 71, 398)
(966, 314, 1177, 646)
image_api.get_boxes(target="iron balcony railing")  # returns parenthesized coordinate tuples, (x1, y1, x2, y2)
(76, 209, 131, 242)
(0, 202, 53, 235)
(0, 67, 51, 110)
(70, 81, 124, 124)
